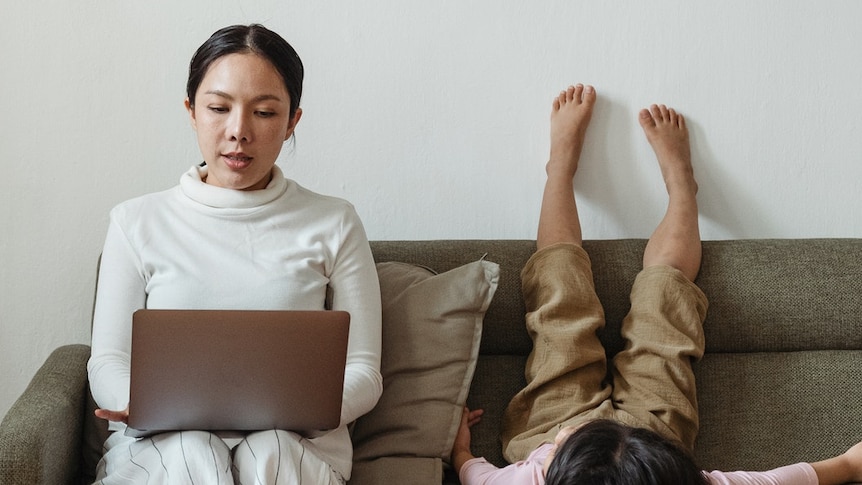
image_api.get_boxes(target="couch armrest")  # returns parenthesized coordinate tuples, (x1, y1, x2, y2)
(0, 344, 91, 485)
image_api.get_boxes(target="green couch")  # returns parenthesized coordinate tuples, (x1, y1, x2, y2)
(3, 239, 862, 484)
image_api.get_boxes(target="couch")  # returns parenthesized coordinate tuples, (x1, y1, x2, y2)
(2, 238, 862, 484)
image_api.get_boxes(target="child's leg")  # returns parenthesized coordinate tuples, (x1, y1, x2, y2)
(502, 85, 610, 462)
(537, 84, 594, 250)
(640, 104, 701, 280)
(611, 105, 707, 452)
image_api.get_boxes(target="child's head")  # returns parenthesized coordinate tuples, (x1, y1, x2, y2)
(544, 419, 708, 485)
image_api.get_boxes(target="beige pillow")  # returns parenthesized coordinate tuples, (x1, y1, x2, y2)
(350, 259, 499, 476)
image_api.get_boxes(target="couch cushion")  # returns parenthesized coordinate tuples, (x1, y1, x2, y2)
(350, 456, 442, 484)
(694, 349, 862, 471)
(698, 239, 862, 352)
(349, 259, 499, 483)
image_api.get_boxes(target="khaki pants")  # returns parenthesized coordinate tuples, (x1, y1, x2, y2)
(501, 243, 708, 462)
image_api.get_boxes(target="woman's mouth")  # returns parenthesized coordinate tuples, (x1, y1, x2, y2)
(222, 153, 252, 169)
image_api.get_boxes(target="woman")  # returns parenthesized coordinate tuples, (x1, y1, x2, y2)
(88, 24, 382, 484)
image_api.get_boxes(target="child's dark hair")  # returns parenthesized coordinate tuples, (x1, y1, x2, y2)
(545, 419, 708, 485)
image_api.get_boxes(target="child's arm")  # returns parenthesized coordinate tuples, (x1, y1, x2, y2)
(809, 440, 862, 485)
(706, 441, 862, 485)
(452, 408, 550, 485)
(452, 407, 484, 474)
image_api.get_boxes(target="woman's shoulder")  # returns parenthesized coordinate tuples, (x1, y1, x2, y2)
(287, 179, 358, 213)
(109, 186, 180, 221)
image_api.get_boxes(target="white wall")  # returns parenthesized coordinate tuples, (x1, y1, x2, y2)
(2, 1, 861, 419)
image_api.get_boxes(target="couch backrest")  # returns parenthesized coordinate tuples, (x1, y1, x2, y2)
(370, 239, 862, 472)
(82, 239, 862, 478)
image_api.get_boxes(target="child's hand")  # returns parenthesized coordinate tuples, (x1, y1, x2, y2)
(451, 407, 484, 473)
(453, 407, 483, 452)
(811, 439, 862, 485)
(841, 440, 862, 483)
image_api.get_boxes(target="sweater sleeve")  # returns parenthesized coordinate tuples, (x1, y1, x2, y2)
(328, 206, 383, 424)
(87, 209, 147, 418)
(705, 463, 819, 485)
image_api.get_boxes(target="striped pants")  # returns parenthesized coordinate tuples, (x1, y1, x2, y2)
(94, 429, 344, 485)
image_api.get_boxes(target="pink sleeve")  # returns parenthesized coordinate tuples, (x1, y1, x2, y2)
(705, 463, 818, 485)
(459, 444, 553, 485)
(459, 458, 545, 485)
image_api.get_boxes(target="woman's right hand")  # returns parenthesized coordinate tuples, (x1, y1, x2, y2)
(94, 406, 129, 424)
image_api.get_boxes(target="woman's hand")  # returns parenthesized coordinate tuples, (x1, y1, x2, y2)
(94, 406, 129, 424)
(451, 407, 484, 474)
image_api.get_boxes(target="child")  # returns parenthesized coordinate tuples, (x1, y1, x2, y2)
(451, 84, 862, 485)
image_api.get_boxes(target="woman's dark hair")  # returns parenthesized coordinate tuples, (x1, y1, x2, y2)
(186, 24, 303, 116)
(545, 420, 708, 485)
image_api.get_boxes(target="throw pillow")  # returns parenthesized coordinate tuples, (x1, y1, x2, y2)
(350, 259, 500, 470)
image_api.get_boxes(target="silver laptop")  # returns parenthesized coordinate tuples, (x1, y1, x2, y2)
(125, 309, 350, 438)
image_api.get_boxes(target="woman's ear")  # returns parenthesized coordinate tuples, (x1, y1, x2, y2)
(285, 107, 303, 140)
(185, 98, 197, 130)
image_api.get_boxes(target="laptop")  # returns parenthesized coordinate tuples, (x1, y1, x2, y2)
(125, 309, 350, 438)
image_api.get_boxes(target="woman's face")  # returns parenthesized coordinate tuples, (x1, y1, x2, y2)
(185, 52, 302, 191)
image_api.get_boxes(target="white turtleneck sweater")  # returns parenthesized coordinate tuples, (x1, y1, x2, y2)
(88, 165, 382, 478)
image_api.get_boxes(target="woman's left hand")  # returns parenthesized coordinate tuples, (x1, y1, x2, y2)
(94, 406, 129, 424)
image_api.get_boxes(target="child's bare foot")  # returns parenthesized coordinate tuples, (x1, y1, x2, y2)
(639, 105, 702, 280)
(547, 84, 596, 180)
(536, 85, 595, 249)
(638, 104, 697, 196)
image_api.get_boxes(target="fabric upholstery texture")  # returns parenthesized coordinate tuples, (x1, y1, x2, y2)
(0, 345, 90, 484)
(2, 239, 862, 485)
(351, 456, 443, 483)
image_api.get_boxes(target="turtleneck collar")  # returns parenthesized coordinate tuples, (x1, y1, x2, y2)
(179, 164, 289, 209)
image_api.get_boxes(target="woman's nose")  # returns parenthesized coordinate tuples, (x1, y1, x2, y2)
(228, 111, 252, 142)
